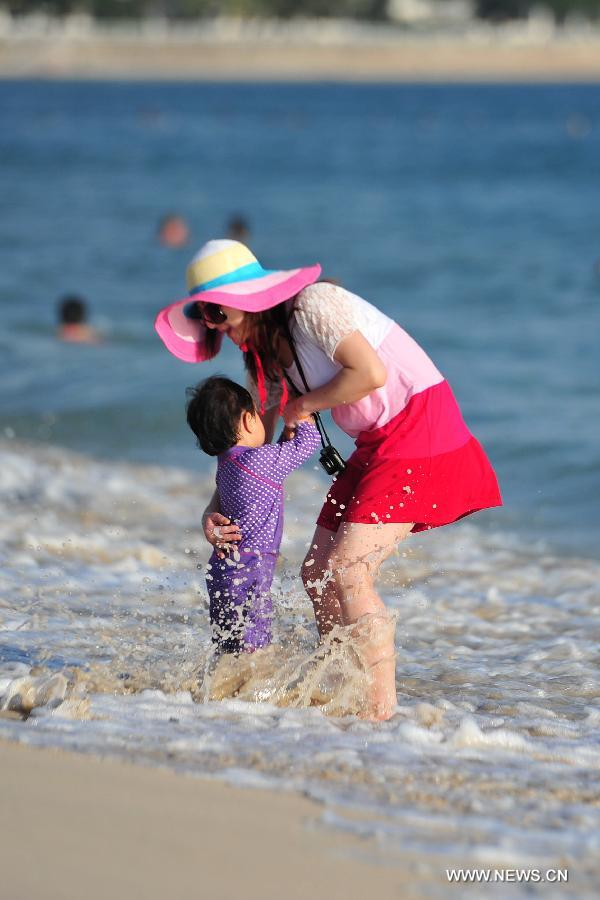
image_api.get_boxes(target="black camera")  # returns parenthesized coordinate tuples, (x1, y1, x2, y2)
(319, 445, 347, 477)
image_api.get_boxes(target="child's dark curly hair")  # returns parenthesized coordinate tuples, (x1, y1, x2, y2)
(186, 376, 255, 456)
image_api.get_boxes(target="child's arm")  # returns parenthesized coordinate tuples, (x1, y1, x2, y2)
(240, 420, 320, 485)
(277, 423, 297, 443)
(270, 419, 321, 481)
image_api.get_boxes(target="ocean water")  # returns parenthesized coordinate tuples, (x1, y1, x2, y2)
(1, 81, 599, 893)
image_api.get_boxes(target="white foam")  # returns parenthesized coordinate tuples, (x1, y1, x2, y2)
(1, 439, 599, 886)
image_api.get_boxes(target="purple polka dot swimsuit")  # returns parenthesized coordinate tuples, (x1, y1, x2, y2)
(207, 420, 320, 653)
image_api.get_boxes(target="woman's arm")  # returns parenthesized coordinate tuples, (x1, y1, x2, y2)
(202, 488, 242, 559)
(283, 330, 386, 425)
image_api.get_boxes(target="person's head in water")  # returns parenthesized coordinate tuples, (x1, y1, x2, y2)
(158, 213, 189, 248)
(186, 376, 265, 456)
(59, 295, 87, 325)
(57, 295, 100, 344)
(226, 215, 250, 244)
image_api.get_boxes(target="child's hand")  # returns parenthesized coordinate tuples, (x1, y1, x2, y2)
(202, 512, 242, 559)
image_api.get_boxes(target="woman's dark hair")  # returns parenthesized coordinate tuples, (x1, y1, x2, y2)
(242, 299, 294, 385)
(186, 376, 255, 456)
(203, 326, 222, 360)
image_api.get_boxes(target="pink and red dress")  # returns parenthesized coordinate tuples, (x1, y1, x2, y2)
(249, 282, 502, 533)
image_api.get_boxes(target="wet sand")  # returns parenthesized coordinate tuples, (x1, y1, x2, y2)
(0, 738, 419, 900)
(2, 34, 600, 81)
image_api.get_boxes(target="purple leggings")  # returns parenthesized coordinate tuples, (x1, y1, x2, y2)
(206, 550, 277, 654)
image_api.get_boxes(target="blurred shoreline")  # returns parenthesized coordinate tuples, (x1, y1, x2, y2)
(2, 15, 600, 80)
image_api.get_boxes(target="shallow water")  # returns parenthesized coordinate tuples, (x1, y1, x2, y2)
(0, 440, 598, 894)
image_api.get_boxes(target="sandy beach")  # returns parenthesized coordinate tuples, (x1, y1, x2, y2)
(2, 22, 600, 81)
(0, 737, 422, 900)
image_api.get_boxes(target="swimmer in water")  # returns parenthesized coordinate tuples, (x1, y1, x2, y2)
(57, 295, 101, 344)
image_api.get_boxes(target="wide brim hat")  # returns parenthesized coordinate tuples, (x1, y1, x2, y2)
(155, 239, 321, 363)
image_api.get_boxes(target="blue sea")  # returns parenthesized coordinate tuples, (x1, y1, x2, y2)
(1, 81, 599, 894)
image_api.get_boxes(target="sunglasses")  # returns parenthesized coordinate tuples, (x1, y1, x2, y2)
(184, 301, 227, 326)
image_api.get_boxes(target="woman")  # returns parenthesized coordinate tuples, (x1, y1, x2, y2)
(156, 239, 502, 720)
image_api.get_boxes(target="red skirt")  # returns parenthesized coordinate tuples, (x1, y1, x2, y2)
(317, 380, 502, 533)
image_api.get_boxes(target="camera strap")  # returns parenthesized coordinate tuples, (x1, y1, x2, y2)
(281, 312, 335, 453)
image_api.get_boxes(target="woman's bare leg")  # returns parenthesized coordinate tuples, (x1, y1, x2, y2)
(304, 521, 413, 720)
(301, 525, 343, 635)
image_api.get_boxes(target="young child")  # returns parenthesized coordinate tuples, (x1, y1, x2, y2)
(186, 376, 320, 654)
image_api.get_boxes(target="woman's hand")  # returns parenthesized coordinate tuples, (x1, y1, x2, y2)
(283, 395, 309, 428)
(202, 511, 242, 559)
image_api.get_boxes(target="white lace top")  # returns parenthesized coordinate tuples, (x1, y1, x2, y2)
(247, 281, 443, 437)
(247, 282, 393, 405)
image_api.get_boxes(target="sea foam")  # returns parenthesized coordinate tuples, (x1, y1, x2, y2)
(1, 439, 599, 893)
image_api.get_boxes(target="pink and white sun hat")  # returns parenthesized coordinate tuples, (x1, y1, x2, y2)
(155, 239, 321, 363)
